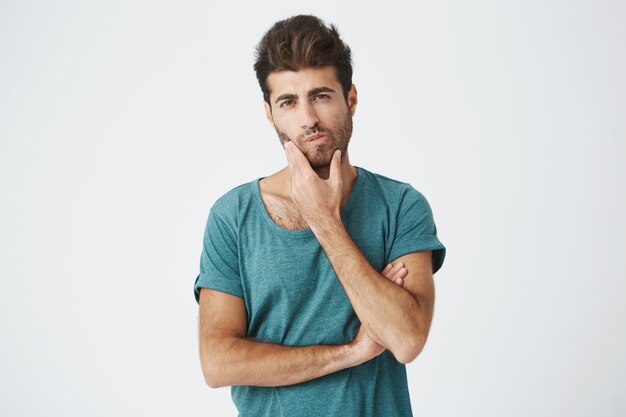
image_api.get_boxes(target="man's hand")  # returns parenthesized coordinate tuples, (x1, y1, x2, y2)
(283, 141, 343, 227)
(381, 261, 408, 287)
(351, 262, 407, 363)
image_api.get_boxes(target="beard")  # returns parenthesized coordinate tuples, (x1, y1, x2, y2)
(275, 109, 353, 170)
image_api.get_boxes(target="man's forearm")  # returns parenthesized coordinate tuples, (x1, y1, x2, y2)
(282, 143, 427, 363)
(309, 217, 421, 363)
(201, 336, 363, 388)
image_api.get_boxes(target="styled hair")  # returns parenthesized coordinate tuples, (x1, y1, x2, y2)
(253, 15, 353, 106)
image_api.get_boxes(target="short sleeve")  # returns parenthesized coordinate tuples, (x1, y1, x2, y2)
(193, 208, 244, 303)
(387, 185, 446, 274)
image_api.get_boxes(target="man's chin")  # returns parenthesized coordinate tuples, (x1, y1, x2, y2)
(309, 164, 331, 172)
(306, 153, 334, 170)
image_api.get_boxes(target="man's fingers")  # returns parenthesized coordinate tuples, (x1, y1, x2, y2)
(284, 140, 311, 176)
(284, 141, 295, 172)
(329, 149, 342, 183)
(395, 265, 407, 279)
(382, 263, 395, 276)
(382, 262, 402, 273)
(383, 262, 404, 273)
(382, 262, 406, 283)
(284, 141, 303, 174)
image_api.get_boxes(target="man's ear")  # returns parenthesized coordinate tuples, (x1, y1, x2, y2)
(347, 84, 358, 116)
(263, 101, 275, 128)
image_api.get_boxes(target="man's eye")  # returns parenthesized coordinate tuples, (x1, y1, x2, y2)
(280, 100, 295, 108)
(314, 94, 330, 100)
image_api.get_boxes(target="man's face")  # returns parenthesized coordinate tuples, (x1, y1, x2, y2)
(264, 66, 357, 170)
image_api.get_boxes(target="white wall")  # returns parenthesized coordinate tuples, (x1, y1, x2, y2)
(1, 1, 624, 416)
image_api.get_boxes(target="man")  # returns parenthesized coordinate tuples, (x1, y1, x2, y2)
(194, 14, 446, 416)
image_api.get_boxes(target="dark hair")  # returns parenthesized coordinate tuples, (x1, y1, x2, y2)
(253, 15, 353, 105)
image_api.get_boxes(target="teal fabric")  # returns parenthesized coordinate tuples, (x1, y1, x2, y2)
(194, 166, 446, 417)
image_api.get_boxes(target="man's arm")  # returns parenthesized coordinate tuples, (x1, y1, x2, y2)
(198, 263, 407, 388)
(312, 223, 435, 364)
(283, 143, 436, 364)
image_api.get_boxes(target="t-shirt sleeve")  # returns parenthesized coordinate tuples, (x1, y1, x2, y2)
(387, 185, 446, 274)
(193, 208, 244, 303)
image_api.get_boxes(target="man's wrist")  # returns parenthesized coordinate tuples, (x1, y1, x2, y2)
(339, 340, 363, 369)
(305, 342, 363, 380)
(308, 212, 343, 238)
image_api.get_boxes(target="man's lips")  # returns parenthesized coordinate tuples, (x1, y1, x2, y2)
(304, 134, 329, 142)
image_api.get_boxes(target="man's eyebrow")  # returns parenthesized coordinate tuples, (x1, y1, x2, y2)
(274, 87, 337, 104)
(274, 93, 297, 104)
(308, 87, 336, 97)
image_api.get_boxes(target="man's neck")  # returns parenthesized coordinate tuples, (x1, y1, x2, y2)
(263, 150, 358, 210)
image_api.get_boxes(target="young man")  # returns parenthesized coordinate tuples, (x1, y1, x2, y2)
(194, 14, 446, 417)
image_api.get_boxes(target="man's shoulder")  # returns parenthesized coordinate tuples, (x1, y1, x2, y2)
(360, 166, 410, 188)
(356, 167, 434, 220)
(358, 166, 422, 198)
(209, 179, 257, 218)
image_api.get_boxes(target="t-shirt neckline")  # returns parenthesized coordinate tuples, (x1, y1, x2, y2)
(251, 166, 364, 239)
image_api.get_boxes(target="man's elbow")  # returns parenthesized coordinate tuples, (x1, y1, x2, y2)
(393, 334, 427, 365)
(200, 340, 230, 389)
(203, 373, 224, 389)
(202, 361, 227, 389)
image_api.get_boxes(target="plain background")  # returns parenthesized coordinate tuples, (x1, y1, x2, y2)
(1, 1, 625, 416)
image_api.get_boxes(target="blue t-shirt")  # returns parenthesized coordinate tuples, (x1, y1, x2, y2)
(194, 166, 446, 417)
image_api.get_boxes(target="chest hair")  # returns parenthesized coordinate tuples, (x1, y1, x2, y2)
(261, 195, 309, 230)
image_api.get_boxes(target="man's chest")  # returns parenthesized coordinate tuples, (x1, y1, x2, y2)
(237, 203, 392, 344)
(260, 193, 309, 230)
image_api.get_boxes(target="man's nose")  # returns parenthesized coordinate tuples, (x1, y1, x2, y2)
(299, 101, 320, 129)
